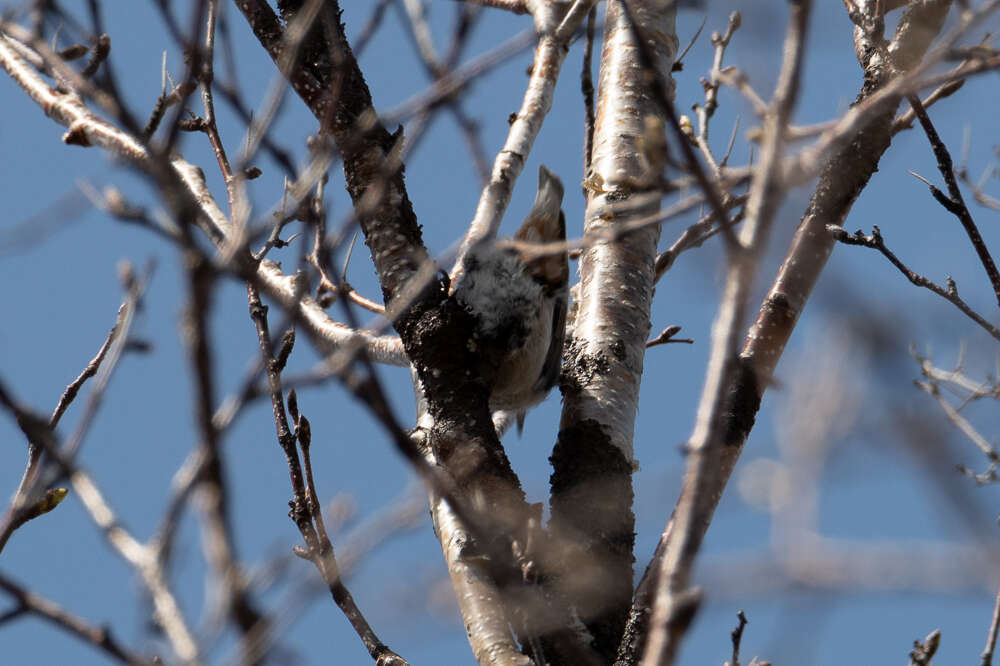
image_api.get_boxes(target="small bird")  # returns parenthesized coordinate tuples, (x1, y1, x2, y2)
(455, 165, 569, 428)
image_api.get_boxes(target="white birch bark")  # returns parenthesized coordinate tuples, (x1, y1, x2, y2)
(550, 0, 677, 660)
(563, 0, 676, 468)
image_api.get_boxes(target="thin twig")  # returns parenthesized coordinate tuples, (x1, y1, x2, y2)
(914, 377, 1000, 471)
(830, 225, 1000, 341)
(246, 284, 408, 666)
(381, 27, 537, 127)
(461, 0, 528, 13)
(646, 325, 694, 348)
(730, 610, 748, 666)
(891, 77, 964, 134)
(1, 267, 145, 554)
(0, 380, 200, 660)
(907, 93, 1000, 308)
(199, 0, 237, 208)
(0, 571, 156, 666)
(982, 583, 1000, 666)
(909, 629, 941, 666)
(182, 249, 268, 651)
(694, 11, 741, 177)
(618, 0, 740, 252)
(654, 194, 748, 281)
(672, 15, 706, 72)
(306, 194, 387, 315)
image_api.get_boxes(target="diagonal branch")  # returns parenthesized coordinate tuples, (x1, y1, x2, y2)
(0, 24, 408, 366)
(621, 3, 957, 666)
(455, 0, 594, 267)
(639, 2, 812, 665)
(233, 0, 430, 306)
(1, 273, 140, 554)
(233, 6, 597, 663)
(0, 571, 157, 666)
(983, 582, 1000, 666)
(0, 380, 200, 661)
(906, 93, 1000, 307)
(830, 225, 1000, 341)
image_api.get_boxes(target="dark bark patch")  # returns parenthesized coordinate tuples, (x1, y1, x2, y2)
(722, 357, 761, 447)
(549, 420, 635, 661)
(561, 335, 612, 393)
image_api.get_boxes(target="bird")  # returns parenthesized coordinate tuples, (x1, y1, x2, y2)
(454, 165, 569, 430)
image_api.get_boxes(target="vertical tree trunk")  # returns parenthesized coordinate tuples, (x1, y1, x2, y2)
(551, 0, 677, 660)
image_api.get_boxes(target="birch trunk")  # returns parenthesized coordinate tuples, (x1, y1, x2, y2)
(551, 0, 677, 660)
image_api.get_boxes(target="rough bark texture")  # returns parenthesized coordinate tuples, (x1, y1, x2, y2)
(236, 0, 430, 308)
(549, 419, 635, 656)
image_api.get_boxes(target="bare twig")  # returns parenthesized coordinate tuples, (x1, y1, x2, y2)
(672, 15, 706, 72)
(907, 93, 1000, 307)
(182, 250, 268, 653)
(79, 32, 109, 79)
(654, 194, 748, 281)
(0, 571, 156, 666)
(983, 583, 1000, 666)
(247, 284, 408, 666)
(891, 77, 965, 134)
(618, 0, 739, 252)
(958, 157, 1000, 212)
(730, 610, 748, 666)
(382, 27, 537, 126)
(462, 0, 528, 13)
(694, 11, 741, 176)
(915, 379, 999, 464)
(646, 325, 694, 348)
(1, 267, 144, 555)
(142, 53, 196, 139)
(830, 225, 1000, 341)
(198, 0, 237, 207)
(909, 629, 942, 666)
(0, 380, 199, 661)
(308, 220, 387, 315)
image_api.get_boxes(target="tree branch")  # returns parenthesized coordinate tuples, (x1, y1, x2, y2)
(906, 93, 1000, 307)
(830, 225, 1000, 341)
(0, 571, 156, 666)
(620, 1, 962, 663)
(640, 3, 812, 664)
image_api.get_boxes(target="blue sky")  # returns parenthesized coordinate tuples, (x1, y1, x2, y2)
(2, 1, 1000, 664)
